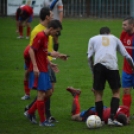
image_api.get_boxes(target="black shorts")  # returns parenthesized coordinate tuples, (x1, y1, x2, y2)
(48, 65, 56, 83)
(93, 63, 121, 91)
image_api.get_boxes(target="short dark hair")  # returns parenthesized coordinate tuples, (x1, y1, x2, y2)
(39, 7, 50, 21)
(100, 27, 110, 34)
(123, 16, 134, 24)
(48, 20, 62, 30)
(116, 114, 127, 125)
(16, 8, 21, 16)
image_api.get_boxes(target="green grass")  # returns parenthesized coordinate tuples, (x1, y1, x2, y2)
(0, 17, 134, 134)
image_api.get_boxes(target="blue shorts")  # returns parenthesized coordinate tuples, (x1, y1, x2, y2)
(19, 15, 33, 22)
(29, 72, 52, 91)
(122, 71, 134, 88)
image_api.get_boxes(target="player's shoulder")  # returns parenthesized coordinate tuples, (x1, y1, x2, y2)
(90, 34, 100, 39)
(37, 31, 45, 37)
(120, 30, 128, 36)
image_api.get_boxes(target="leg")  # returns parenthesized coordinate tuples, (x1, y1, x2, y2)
(26, 22, 31, 39)
(21, 69, 30, 100)
(18, 21, 24, 38)
(66, 87, 81, 115)
(93, 63, 105, 121)
(108, 88, 123, 126)
(107, 70, 122, 126)
(94, 90, 103, 121)
(45, 66, 57, 122)
(66, 87, 81, 121)
(122, 88, 132, 109)
(121, 71, 132, 109)
(110, 89, 120, 120)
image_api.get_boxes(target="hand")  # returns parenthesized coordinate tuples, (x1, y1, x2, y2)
(58, 54, 69, 61)
(91, 88, 95, 95)
(33, 65, 40, 77)
(50, 62, 59, 73)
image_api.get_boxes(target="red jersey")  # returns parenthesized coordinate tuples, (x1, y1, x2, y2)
(103, 106, 130, 123)
(82, 106, 130, 123)
(20, 5, 33, 16)
(120, 31, 134, 74)
(29, 31, 49, 72)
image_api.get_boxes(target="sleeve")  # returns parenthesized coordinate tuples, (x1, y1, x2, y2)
(117, 38, 130, 57)
(87, 38, 94, 59)
(57, 0, 63, 11)
(50, 0, 59, 10)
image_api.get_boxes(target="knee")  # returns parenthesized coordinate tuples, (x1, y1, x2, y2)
(123, 88, 131, 94)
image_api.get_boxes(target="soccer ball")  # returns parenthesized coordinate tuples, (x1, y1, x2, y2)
(86, 115, 102, 129)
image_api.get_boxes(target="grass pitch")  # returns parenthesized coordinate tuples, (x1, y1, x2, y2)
(0, 17, 134, 134)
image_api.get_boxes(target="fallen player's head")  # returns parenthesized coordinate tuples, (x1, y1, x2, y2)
(116, 114, 127, 125)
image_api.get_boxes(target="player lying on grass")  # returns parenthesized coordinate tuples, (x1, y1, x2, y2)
(66, 87, 130, 126)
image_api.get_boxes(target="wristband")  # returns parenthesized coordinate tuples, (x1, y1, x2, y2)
(53, 43, 59, 51)
(48, 52, 51, 56)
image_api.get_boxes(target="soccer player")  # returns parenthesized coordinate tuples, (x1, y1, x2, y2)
(22, 7, 53, 101)
(15, 5, 33, 39)
(87, 27, 134, 126)
(24, 20, 63, 127)
(43, 0, 64, 51)
(120, 17, 134, 109)
(44, 0, 63, 22)
(66, 87, 130, 126)
(23, 7, 66, 122)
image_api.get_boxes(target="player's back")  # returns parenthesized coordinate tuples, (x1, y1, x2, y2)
(90, 34, 120, 70)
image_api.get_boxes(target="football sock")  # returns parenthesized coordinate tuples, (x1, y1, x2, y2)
(37, 100, 46, 123)
(72, 95, 80, 115)
(110, 97, 119, 120)
(95, 101, 103, 121)
(122, 94, 132, 109)
(45, 97, 51, 119)
(28, 96, 37, 109)
(27, 26, 31, 37)
(28, 100, 37, 115)
(19, 25, 23, 36)
(24, 80, 30, 95)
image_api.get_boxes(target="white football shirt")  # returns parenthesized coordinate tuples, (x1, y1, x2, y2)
(44, 0, 63, 20)
(87, 34, 132, 70)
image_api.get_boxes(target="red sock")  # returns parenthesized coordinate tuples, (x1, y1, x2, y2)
(37, 100, 46, 123)
(122, 94, 132, 108)
(27, 27, 31, 37)
(28, 100, 37, 115)
(19, 25, 23, 36)
(24, 80, 30, 95)
(72, 95, 80, 115)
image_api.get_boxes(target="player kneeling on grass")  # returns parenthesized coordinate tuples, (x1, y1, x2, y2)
(66, 87, 130, 126)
